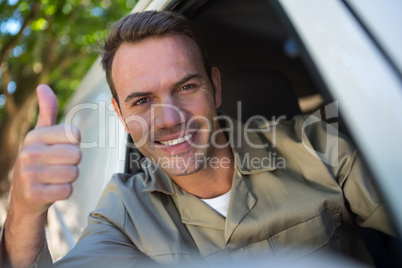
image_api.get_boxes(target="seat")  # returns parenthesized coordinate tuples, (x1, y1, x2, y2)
(219, 68, 301, 122)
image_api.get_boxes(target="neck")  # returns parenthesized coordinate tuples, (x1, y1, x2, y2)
(168, 132, 234, 199)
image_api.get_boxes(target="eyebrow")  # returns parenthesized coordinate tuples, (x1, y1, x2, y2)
(124, 73, 205, 104)
(124, 91, 152, 104)
(171, 73, 204, 90)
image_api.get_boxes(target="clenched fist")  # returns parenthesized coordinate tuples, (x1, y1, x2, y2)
(10, 84, 81, 216)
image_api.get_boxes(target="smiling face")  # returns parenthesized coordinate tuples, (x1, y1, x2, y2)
(111, 34, 224, 177)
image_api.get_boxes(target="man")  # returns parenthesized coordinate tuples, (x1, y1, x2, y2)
(1, 11, 394, 267)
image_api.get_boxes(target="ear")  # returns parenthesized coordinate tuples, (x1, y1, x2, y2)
(112, 97, 129, 133)
(211, 66, 222, 108)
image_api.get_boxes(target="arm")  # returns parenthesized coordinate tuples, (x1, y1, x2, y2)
(300, 114, 395, 236)
(52, 175, 154, 267)
(54, 213, 153, 267)
(1, 85, 81, 268)
(338, 150, 394, 236)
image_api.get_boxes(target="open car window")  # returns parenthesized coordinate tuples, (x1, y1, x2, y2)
(54, 0, 402, 264)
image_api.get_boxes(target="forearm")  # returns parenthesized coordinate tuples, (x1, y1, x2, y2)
(3, 207, 47, 268)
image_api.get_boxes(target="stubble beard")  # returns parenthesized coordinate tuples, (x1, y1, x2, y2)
(162, 144, 213, 176)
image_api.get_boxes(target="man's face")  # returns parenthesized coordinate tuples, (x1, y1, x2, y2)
(111, 34, 222, 176)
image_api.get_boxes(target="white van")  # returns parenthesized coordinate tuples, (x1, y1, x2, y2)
(48, 0, 402, 265)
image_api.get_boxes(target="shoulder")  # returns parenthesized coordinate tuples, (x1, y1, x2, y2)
(248, 114, 357, 179)
(89, 172, 148, 228)
(268, 114, 355, 165)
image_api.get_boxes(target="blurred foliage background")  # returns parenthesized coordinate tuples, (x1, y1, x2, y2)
(0, 0, 136, 201)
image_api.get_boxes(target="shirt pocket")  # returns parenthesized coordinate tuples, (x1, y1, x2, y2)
(268, 208, 341, 259)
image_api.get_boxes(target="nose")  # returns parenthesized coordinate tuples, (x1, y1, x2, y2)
(152, 97, 185, 130)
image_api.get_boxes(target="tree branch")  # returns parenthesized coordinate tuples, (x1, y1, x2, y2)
(0, 1, 41, 64)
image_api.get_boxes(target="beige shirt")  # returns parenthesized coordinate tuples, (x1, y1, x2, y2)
(4, 115, 395, 267)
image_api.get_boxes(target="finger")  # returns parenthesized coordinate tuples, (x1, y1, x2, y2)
(25, 124, 81, 146)
(35, 84, 59, 129)
(46, 144, 81, 165)
(40, 165, 79, 184)
(19, 144, 81, 166)
(37, 183, 73, 203)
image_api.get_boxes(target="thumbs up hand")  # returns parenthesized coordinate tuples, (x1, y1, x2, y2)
(10, 84, 81, 216)
(3, 85, 81, 267)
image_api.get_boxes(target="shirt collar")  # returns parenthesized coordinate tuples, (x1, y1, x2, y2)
(141, 158, 176, 194)
(225, 116, 279, 175)
(141, 115, 279, 194)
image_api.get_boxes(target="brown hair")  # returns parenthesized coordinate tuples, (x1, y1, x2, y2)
(100, 10, 211, 107)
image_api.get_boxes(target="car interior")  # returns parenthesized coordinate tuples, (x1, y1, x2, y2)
(185, 0, 320, 119)
(124, 0, 402, 266)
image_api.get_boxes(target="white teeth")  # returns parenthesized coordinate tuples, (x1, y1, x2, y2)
(159, 133, 194, 146)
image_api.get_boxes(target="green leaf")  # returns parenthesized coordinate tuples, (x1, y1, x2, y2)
(31, 18, 48, 31)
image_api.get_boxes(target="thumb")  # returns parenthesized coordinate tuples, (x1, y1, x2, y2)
(35, 84, 59, 129)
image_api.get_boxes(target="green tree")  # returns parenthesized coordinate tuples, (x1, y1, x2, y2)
(0, 0, 136, 196)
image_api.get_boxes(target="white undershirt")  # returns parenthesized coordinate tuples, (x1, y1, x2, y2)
(201, 190, 231, 217)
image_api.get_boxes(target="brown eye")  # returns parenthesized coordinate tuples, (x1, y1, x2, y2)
(180, 84, 196, 91)
(135, 98, 150, 106)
